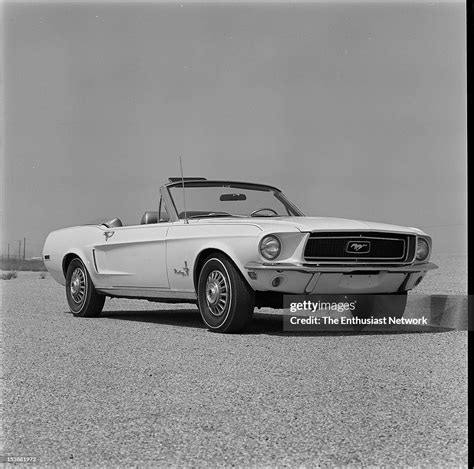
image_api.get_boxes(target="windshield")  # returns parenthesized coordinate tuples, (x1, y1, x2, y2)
(168, 182, 301, 219)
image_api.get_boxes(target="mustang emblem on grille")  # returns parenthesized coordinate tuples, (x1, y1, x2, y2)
(346, 241, 371, 254)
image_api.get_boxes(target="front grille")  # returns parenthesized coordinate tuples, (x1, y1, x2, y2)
(303, 231, 415, 263)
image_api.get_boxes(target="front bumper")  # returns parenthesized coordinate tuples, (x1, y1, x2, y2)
(245, 261, 438, 273)
(244, 261, 438, 294)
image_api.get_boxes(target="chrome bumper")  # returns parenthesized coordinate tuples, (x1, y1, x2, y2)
(245, 261, 438, 274)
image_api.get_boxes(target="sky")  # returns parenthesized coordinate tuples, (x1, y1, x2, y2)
(2, 1, 466, 256)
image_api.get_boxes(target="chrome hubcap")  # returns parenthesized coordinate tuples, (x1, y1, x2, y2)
(70, 267, 86, 304)
(205, 270, 228, 317)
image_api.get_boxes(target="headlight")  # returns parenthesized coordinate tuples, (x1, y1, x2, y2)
(416, 238, 430, 262)
(259, 235, 281, 260)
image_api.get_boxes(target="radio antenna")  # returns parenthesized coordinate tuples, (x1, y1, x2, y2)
(179, 156, 188, 224)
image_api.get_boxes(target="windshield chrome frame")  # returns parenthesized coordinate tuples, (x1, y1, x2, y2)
(160, 180, 305, 222)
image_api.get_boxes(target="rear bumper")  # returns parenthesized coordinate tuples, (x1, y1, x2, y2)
(244, 261, 438, 294)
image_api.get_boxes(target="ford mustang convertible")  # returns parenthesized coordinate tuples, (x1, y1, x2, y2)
(43, 178, 437, 332)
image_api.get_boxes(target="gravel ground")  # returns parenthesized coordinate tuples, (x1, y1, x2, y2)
(1, 253, 467, 467)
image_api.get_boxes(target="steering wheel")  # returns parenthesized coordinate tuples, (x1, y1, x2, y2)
(250, 208, 279, 217)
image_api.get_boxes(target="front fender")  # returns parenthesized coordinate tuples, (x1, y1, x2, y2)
(166, 223, 304, 292)
(166, 224, 263, 291)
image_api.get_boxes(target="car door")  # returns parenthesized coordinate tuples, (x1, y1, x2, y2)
(93, 223, 170, 290)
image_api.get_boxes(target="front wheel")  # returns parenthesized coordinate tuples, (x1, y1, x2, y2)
(197, 255, 255, 333)
(66, 258, 105, 317)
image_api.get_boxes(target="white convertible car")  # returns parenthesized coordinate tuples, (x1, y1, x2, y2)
(43, 178, 437, 332)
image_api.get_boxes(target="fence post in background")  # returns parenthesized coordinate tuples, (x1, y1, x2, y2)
(7, 243, 10, 260)
(23, 238, 26, 259)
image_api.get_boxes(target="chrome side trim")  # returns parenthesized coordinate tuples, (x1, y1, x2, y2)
(92, 249, 99, 273)
(97, 286, 197, 300)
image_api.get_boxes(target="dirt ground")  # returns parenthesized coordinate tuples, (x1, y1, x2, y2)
(0, 253, 467, 466)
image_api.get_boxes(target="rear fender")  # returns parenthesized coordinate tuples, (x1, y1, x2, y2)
(42, 227, 98, 286)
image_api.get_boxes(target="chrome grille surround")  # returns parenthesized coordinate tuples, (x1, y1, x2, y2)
(303, 231, 417, 265)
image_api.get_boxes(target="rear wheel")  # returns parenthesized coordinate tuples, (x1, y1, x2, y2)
(197, 255, 255, 333)
(66, 258, 105, 317)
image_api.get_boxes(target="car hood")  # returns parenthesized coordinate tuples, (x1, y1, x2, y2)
(200, 216, 426, 235)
